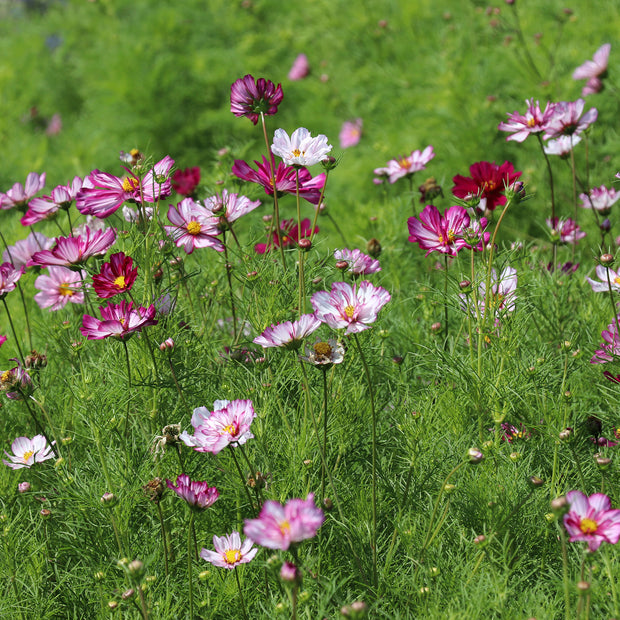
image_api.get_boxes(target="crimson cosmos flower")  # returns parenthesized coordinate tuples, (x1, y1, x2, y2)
(92, 252, 138, 299)
(230, 74, 284, 125)
(255, 217, 317, 254)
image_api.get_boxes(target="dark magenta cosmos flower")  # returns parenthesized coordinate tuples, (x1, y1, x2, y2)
(92, 252, 138, 299)
(452, 161, 522, 212)
(407, 205, 470, 256)
(230, 75, 284, 125)
(0, 262, 25, 298)
(172, 166, 201, 197)
(564, 491, 620, 552)
(80, 300, 158, 341)
(254, 217, 317, 254)
(166, 474, 219, 510)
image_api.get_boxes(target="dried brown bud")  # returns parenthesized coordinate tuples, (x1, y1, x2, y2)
(143, 478, 165, 503)
(366, 238, 382, 258)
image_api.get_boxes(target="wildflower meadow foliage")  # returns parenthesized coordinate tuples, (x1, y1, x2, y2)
(2, 2, 620, 618)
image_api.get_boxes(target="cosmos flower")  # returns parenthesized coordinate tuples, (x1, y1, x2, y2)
(166, 474, 219, 510)
(373, 146, 435, 184)
(203, 189, 261, 230)
(311, 280, 391, 335)
(288, 53, 310, 80)
(21, 176, 85, 226)
(587, 265, 620, 293)
(172, 166, 201, 197)
(34, 266, 87, 310)
(164, 198, 224, 254)
(564, 490, 620, 552)
(0, 172, 46, 211)
(334, 248, 381, 275)
(591, 319, 620, 364)
(80, 300, 158, 341)
(407, 205, 470, 256)
(0, 359, 34, 400)
(463, 266, 518, 320)
(0, 262, 25, 298)
(544, 99, 598, 139)
(244, 494, 324, 550)
(271, 127, 332, 167)
(543, 135, 582, 157)
(3, 435, 55, 469)
(580, 185, 620, 214)
(299, 338, 345, 368)
(254, 217, 317, 254)
(2, 232, 54, 269)
(573, 44, 611, 96)
(200, 532, 258, 569)
(546, 217, 586, 245)
(497, 99, 556, 142)
(253, 314, 321, 349)
(92, 252, 138, 298)
(230, 74, 284, 125)
(339, 118, 363, 149)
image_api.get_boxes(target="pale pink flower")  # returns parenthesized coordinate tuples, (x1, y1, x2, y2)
(587, 265, 620, 293)
(166, 474, 219, 510)
(407, 205, 470, 256)
(21, 176, 84, 226)
(272, 127, 332, 167)
(253, 314, 321, 349)
(244, 494, 324, 550)
(546, 217, 586, 245)
(543, 135, 582, 157)
(374, 146, 434, 184)
(200, 532, 258, 569)
(339, 119, 363, 148)
(3, 435, 54, 469)
(311, 281, 391, 335)
(580, 186, 620, 214)
(573, 44, 611, 96)
(203, 189, 261, 230)
(45, 113, 62, 136)
(0, 172, 46, 211)
(498, 99, 556, 142)
(564, 490, 620, 552)
(288, 53, 310, 80)
(334, 248, 381, 275)
(0, 262, 25, 298)
(34, 266, 86, 311)
(2, 232, 53, 269)
(544, 99, 598, 139)
(164, 198, 224, 254)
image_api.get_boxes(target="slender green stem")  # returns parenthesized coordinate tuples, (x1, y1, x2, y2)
(569, 138, 578, 261)
(558, 525, 571, 620)
(122, 340, 132, 435)
(1, 297, 25, 362)
(20, 395, 56, 457)
(238, 443, 263, 508)
(223, 232, 238, 343)
(137, 585, 150, 620)
(443, 253, 449, 348)
(603, 547, 619, 617)
(230, 448, 255, 511)
(321, 368, 328, 502)
(187, 511, 195, 619)
(309, 170, 330, 244)
(537, 133, 557, 265)
(234, 569, 250, 620)
(156, 502, 170, 579)
(508, 1, 543, 80)
(295, 169, 306, 316)
(605, 266, 620, 338)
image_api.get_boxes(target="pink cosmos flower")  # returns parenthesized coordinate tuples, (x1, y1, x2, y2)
(92, 252, 138, 298)
(80, 300, 158, 341)
(0, 172, 46, 211)
(498, 99, 556, 142)
(573, 44, 611, 96)
(564, 490, 620, 552)
(587, 265, 620, 293)
(253, 314, 321, 349)
(591, 319, 620, 364)
(288, 53, 310, 80)
(2, 232, 54, 269)
(311, 280, 391, 335)
(180, 399, 256, 454)
(76, 156, 174, 219)
(452, 161, 522, 212)
(543, 135, 582, 157)
(21, 176, 84, 226)
(46, 113, 62, 136)
(230, 75, 284, 125)
(546, 217, 586, 245)
(544, 99, 598, 139)
(172, 166, 201, 197)
(272, 127, 332, 167)
(3, 435, 55, 469)
(200, 532, 258, 569)
(373, 146, 435, 184)
(580, 185, 620, 214)
(334, 248, 381, 275)
(164, 198, 224, 254)
(244, 494, 324, 550)
(255, 217, 317, 254)
(464, 266, 517, 320)
(203, 189, 261, 230)
(34, 266, 86, 310)
(0, 262, 25, 298)
(0, 359, 33, 400)
(232, 156, 326, 205)
(407, 205, 470, 256)
(0, 335, 5, 349)
(339, 118, 363, 149)
(29, 227, 117, 268)
(166, 474, 219, 510)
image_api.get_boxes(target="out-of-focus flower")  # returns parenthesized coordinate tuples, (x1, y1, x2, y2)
(300, 338, 345, 368)
(172, 167, 201, 197)
(311, 280, 391, 335)
(230, 75, 284, 125)
(3, 435, 54, 469)
(3, 232, 54, 269)
(80, 300, 158, 341)
(29, 228, 117, 268)
(544, 99, 597, 139)
(203, 189, 260, 230)
(543, 135, 582, 157)
(180, 399, 256, 454)
(166, 474, 219, 510)
(564, 490, 620, 551)
(586, 265, 620, 293)
(373, 146, 435, 184)
(573, 44, 611, 96)
(591, 319, 620, 364)
(0, 172, 46, 211)
(288, 54, 310, 80)
(462, 266, 517, 320)
(339, 118, 363, 148)
(253, 314, 321, 350)
(255, 217, 317, 254)
(164, 198, 224, 254)
(333, 248, 381, 275)
(452, 161, 522, 212)
(272, 127, 332, 167)
(418, 177, 443, 204)
(244, 494, 324, 550)
(0, 335, 5, 349)
(0, 262, 25, 298)
(232, 156, 326, 205)
(45, 113, 62, 136)
(498, 99, 556, 142)
(546, 217, 586, 245)
(580, 186, 620, 214)
(0, 359, 33, 400)
(34, 266, 86, 310)
(92, 252, 138, 299)
(21, 176, 84, 226)
(201, 531, 258, 569)
(407, 205, 470, 256)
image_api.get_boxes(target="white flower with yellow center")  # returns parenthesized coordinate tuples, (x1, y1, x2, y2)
(271, 127, 332, 167)
(3, 435, 55, 469)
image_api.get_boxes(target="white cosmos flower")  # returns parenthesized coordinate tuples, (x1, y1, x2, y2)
(271, 127, 332, 167)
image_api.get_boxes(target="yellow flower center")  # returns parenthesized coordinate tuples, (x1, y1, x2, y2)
(113, 275, 126, 289)
(313, 342, 332, 357)
(22, 450, 34, 463)
(526, 117, 536, 128)
(119, 317, 126, 325)
(222, 423, 237, 436)
(279, 519, 291, 535)
(224, 548, 242, 565)
(122, 177, 140, 192)
(1, 370, 10, 382)
(59, 282, 74, 297)
(397, 156, 410, 169)
(344, 305, 356, 318)
(483, 180, 497, 192)
(580, 518, 598, 535)
(438, 230, 455, 245)
(292, 148, 303, 157)
(130, 148, 140, 157)
(186, 221, 202, 235)
(614, 276, 620, 287)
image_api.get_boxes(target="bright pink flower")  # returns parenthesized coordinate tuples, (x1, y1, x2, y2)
(0, 172, 46, 211)
(272, 127, 332, 167)
(172, 166, 201, 197)
(3, 435, 54, 469)
(180, 399, 256, 454)
(164, 198, 224, 254)
(543, 135, 582, 157)
(0, 262, 25, 298)
(29, 227, 117, 268)
(76, 156, 174, 219)
(334, 248, 381, 275)
(587, 265, 620, 293)
(21, 176, 84, 226)
(203, 189, 261, 230)
(80, 300, 158, 341)
(230, 74, 284, 125)
(573, 44, 610, 96)
(232, 156, 326, 205)
(311, 280, 391, 335)
(166, 474, 219, 510)
(288, 53, 310, 80)
(564, 490, 620, 551)
(46, 113, 62, 136)
(92, 252, 138, 298)
(34, 266, 86, 310)
(497, 99, 556, 142)
(407, 205, 470, 256)
(200, 532, 258, 569)
(253, 314, 321, 349)
(544, 99, 598, 139)
(244, 494, 324, 550)
(2, 232, 53, 269)
(452, 161, 522, 212)
(0, 335, 5, 348)
(591, 319, 620, 364)
(255, 217, 317, 254)
(580, 185, 620, 214)
(373, 146, 435, 184)
(339, 118, 363, 148)
(546, 217, 586, 245)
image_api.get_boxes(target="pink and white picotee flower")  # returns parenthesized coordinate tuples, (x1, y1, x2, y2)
(3, 232, 54, 269)
(0, 172, 46, 211)
(373, 146, 434, 184)
(164, 198, 224, 254)
(166, 474, 219, 510)
(587, 265, 620, 293)
(253, 314, 321, 349)
(407, 205, 470, 256)
(21, 176, 85, 226)
(0, 262, 25, 298)
(563, 490, 620, 552)
(334, 248, 381, 275)
(80, 300, 158, 341)
(200, 532, 258, 569)
(573, 44, 611, 96)
(498, 99, 556, 142)
(580, 186, 620, 214)
(34, 266, 87, 311)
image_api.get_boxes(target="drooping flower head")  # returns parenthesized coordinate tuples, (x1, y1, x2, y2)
(166, 474, 219, 510)
(563, 490, 620, 552)
(34, 266, 87, 311)
(2, 232, 54, 269)
(172, 166, 201, 197)
(0, 359, 34, 400)
(0, 262, 25, 299)
(200, 532, 258, 569)
(21, 176, 85, 226)
(164, 198, 224, 254)
(0, 172, 46, 211)
(573, 44, 611, 96)
(544, 99, 598, 139)
(300, 338, 345, 369)
(311, 280, 391, 335)
(255, 217, 317, 254)
(3, 435, 54, 469)
(498, 99, 556, 142)
(180, 399, 256, 454)
(271, 127, 332, 167)
(92, 252, 138, 299)
(373, 146, 435, 184)
(339, 118, 363, 148)
(253, 314, 321, 350)
(203, 189, 261, 230)
(407, 205, 470, 256)
(80, 300, 158, 341)
(546, 217, 586, 245)
(580, 186, 620, 215)
(543, 135, 582, 157)
(230, 75, 284, 125)
(288, 54, 310, 81)
(244, 494, 324, 550)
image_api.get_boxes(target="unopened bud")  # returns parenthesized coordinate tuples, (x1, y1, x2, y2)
(467, 448, 484, 464)
(323, 498, 333, 511)
(159, 338, 174, 352)
(595, 455, 612, 470)
(101, 492, 117, 506)
(528, 476, 544, 488)
(280, 561, 302, 584)
(576, 580, 590, 592)
(473, 534, 486, 545)
(366, 238, 382, 258)
(392, 356, 403, 365)
(431, 322, 442, 333)
(551, 496, 569, 515)
(335, 260, 349, 271)
(298, 238, 312, 252)
(121, 588, 135, 601)
(18, 481, 31, 493)
(600, 219, 611, 232)
(459, 280, 472, 293)
(321, 156, 338, 171)
(128, 560, 144, 578)
(600, 253, 614, 266)
(40, 508, 51, 519)
(559, 427, 573, 441)
(108, 601, 118, 611)
(509, 452, 521, 462)
(443, 483, 456, 494)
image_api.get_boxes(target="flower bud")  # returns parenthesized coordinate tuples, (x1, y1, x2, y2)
(366, 238, 382, 258)
(40, 508, 51, 519)
(321, 156, 338, 171)
(509, 451, 521, 462)
(459, 280, 472, 294)
(600, 253, 614, 266)
(443, 483, 456, 494)
(576, 580, 590, 592)
(467, 448, 484, 464)
(199, 570, 210, 580)
(559, 427, 573, 441)
(335, 260, 349, 271)
(18, 481, 31, 493)
(121, 588, 135, 601)
(473, 534, 486, 545)
(595, 455, 612, 470)
(280, 561, 302, 584)
(551, 496, 569, 515)
(108, 601, 118, 611)
(101, 492, 117, 506)
(323, 497, 333, 511)
(159, 338, 174, 352)
(128, 560, 144, 579)
(431, 322, 442, 334)
(528, 476, 544, 488)
(298, 238, 312, 252)
(600, 219, 611, 233)
(24, 350, 47, 369)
